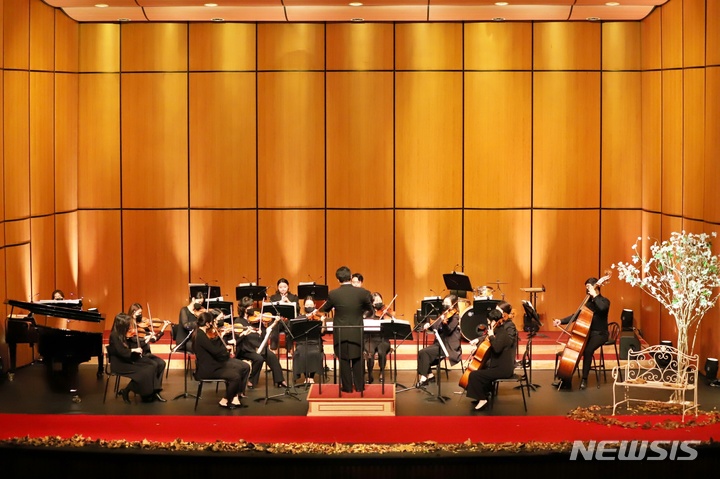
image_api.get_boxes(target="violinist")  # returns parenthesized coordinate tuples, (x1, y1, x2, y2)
(293, 296, 326, 384)
(364, 292, 392, 384)
(416, 294, 463, 388)
(177, 292, 205, 353)
(194, 311, 250, 409)
(235, 297, 288, 389)
(108, 313, 164, 403)
(552, 277, 610, 390)
(126, 303, 168, 401)
(267, 278, 299, 354)
(464, 301, 518, 410)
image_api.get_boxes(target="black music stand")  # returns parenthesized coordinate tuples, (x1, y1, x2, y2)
(289, 318, 324, 393)
(204, 299, 233, 317)
(381, 319, 412, 393)
(236, 284, 268, 302)
(171, 331, 197, 401)
(297, 283, 329, 301)
(423, 327, 451, 404)
(421, 297, 443, 319)
(190, 283, 220, 300)
(443, 272, 473, 296)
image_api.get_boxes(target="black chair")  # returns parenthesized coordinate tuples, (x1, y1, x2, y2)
(491, 345, 530, 412)
(193, 370, 228, 411)
(103, 345, 132, 403)
(166, 323, 194, 379)
(590, 322, 622, 383)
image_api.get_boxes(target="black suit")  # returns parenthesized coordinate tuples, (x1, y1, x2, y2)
(321, 283, 373, 392)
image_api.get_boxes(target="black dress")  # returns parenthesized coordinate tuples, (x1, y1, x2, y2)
(177, 306, 197, 353)
(465, 320, 518, 401)
(291, 316, 325, 381)
(194, 328, 250, 401)
(108, 331, 161, 397)
(267, 292, 299, 351)
(234, 316, 285, 386)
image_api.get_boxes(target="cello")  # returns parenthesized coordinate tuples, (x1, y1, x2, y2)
(458, 309, 514, 389)
(554, 270, 612, 384)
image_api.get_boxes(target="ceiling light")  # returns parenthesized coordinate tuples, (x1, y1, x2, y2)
(586, 16, 600, 21)
(605, 1, 620, 5)
(349, 2, 363, 6)
(492, 17, 505, 22)
(117, 18, 131, 22)
(211, 17, 225, 22)
(204, 3, 218, 6)
(95, 3, 109, 7)
(495, 2, 509, 5)
(351, 18, 365, 22)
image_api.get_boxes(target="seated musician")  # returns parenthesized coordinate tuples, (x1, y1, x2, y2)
(194, 311, 250, 408)
(464, 301, 518, 410)
(416, 294, 462, 388)
(235, 296, 288, 389)
(293, 296, 326, 384)
(177, 292, 204, 353)
(108, 313, 165, 403)
(126, 303, 168, 402)
(552, 277, 610, 390)
(365, 292, 392, 384)
(51, 289, 65, 300)
(267, 278, 299, 354)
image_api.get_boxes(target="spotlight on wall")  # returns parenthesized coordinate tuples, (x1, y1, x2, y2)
(704, 358, 720, 387)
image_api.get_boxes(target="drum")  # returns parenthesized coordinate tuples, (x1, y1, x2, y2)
(460, 299, 500, 341)
(474, 285, 494, 300)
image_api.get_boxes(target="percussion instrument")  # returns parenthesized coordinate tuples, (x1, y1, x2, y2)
(474, 285, 495, 300)
(460, 299, 500, 341)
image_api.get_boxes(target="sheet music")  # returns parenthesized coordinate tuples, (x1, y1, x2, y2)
(324, 320, 382, 332)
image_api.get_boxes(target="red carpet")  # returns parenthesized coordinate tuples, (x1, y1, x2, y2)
(2, 413, 718, 444)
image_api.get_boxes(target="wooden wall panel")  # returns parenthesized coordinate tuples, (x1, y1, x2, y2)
(326, 72, 394, 209)
(55, 212, 78, 296)
(641, 71, 662, 212)
(396, 23, 462, 71)
(641, 6, 662, 71)
(326, 23, 394, 71)
(4, 71, 30, 221)
(602, 72, 641, 209)
(121, 73, 188, 209)
(189, 209, 257, 299)
(463, 209, 532, 317)
(0, 71, 3, 222)
(30, 215, 55, 299)
(29, 71, 54, 216)
(602, 22, 641, 71)
(395, 210, 462, 321)
(637, 211, 662, 344)
(326, 209, 394, 308)
(658, 215, 683, 345)
(395, 72, 462, 208)
(29, 0, 53, 71)
(120, 23, 187, 72)
(661, 70, 683, 216)
(705, 68, 720, 222)
(189, 72, 256, 209)
(709, 0, 720, 66)
(5, 243, 31, 302)
(683, 0, 705, 67)
(122, 210, 188, 323)
(189, 23, 256, 72)
(600, 210, 642, 318)
(5, 220, 30, 247)
(533, 22, 601, 71)
(661, 0, 683, 69)
(55, 10, 78, 73)
(78, 73, 120, 209)
(257, 72, 324, 208)
(465, 72, 531, 209)
(683, 68, 705, 220)
(465, 23, 532, 71)
(257, 24, 324, 71)
(258, 210, 326, 295)
(0, 249, 6, 371)
(79, 24, 119, 73)
(533, 72, 601, 208)
(78, 210, 122, 330)
(531, 210, 599, 328)
(3, 0, 29, 70)
(55, 73, 78, 213)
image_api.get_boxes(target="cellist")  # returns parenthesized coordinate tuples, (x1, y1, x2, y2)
(464, 301, 518, 411)
(552, 277, 610, 390)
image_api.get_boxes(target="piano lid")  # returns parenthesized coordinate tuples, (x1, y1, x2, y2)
(5, 299, 104, 323)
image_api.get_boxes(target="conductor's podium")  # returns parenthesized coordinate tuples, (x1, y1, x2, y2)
(306, 383, 396, 416)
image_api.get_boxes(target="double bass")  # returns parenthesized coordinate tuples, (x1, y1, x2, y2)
(458, 309, 514, 389)
(554, 270, 612, 383)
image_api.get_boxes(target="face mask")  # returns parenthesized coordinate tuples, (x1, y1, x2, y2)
(305, 306, 315, 313)
(193, 303, 203, 311)
(246, 308, 254, 316)
(442, 304, 451, 311)
(375, 303, 384, 310)
(135, 312, 142, 319)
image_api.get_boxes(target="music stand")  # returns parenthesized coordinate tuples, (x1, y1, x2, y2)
(289, 319, 324, 393)
(204, 299, 233, 317)
(443, 272, 473, 297)
(236, 284, 267, 302)
(190, 283, 220, 300)
(171, 331, 197, 401)
(297, 283, 329, 301)
(521, 300, 542, 391)
(421, 297, 443, 319)
(381, 319, 412, 393)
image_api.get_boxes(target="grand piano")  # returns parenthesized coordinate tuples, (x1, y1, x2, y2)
(5, 299, 105, 402)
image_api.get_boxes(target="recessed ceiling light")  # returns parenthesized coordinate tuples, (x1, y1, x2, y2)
(95, 3, 109, 7)
(586, 16, 600, 21)
(117, 18, 131, 22)
(204, 3, 218, 6)
(351, 17, 365, 22)
(495, 2, 509, 5)
(211, 17, 225, 22)
(605, 1, 620, 5)
(492, 17, 505, 22)
(349, 2, 363, 6)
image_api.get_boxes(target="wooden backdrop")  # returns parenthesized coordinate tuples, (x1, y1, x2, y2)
(1, 0, 720, 371)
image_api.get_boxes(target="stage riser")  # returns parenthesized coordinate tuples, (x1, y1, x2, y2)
(306, 384, 396, 416)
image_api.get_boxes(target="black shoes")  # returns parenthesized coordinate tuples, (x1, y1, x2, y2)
(276, 381, 288, 388)
(120, 387, 131, 404)
(154, 392, 167, 402)
(579, 379, 588, 390)
(367, 376, 374, 384)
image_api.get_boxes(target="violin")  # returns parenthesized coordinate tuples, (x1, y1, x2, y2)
(306, 309, 327, 321)
(374, 307, 394, 319)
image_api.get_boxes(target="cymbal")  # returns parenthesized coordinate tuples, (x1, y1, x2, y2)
(488, 281, 508, 285)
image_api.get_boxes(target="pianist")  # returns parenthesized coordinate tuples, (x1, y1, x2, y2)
(51, 289, 65, 300)
(108, 313, 165, 403)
